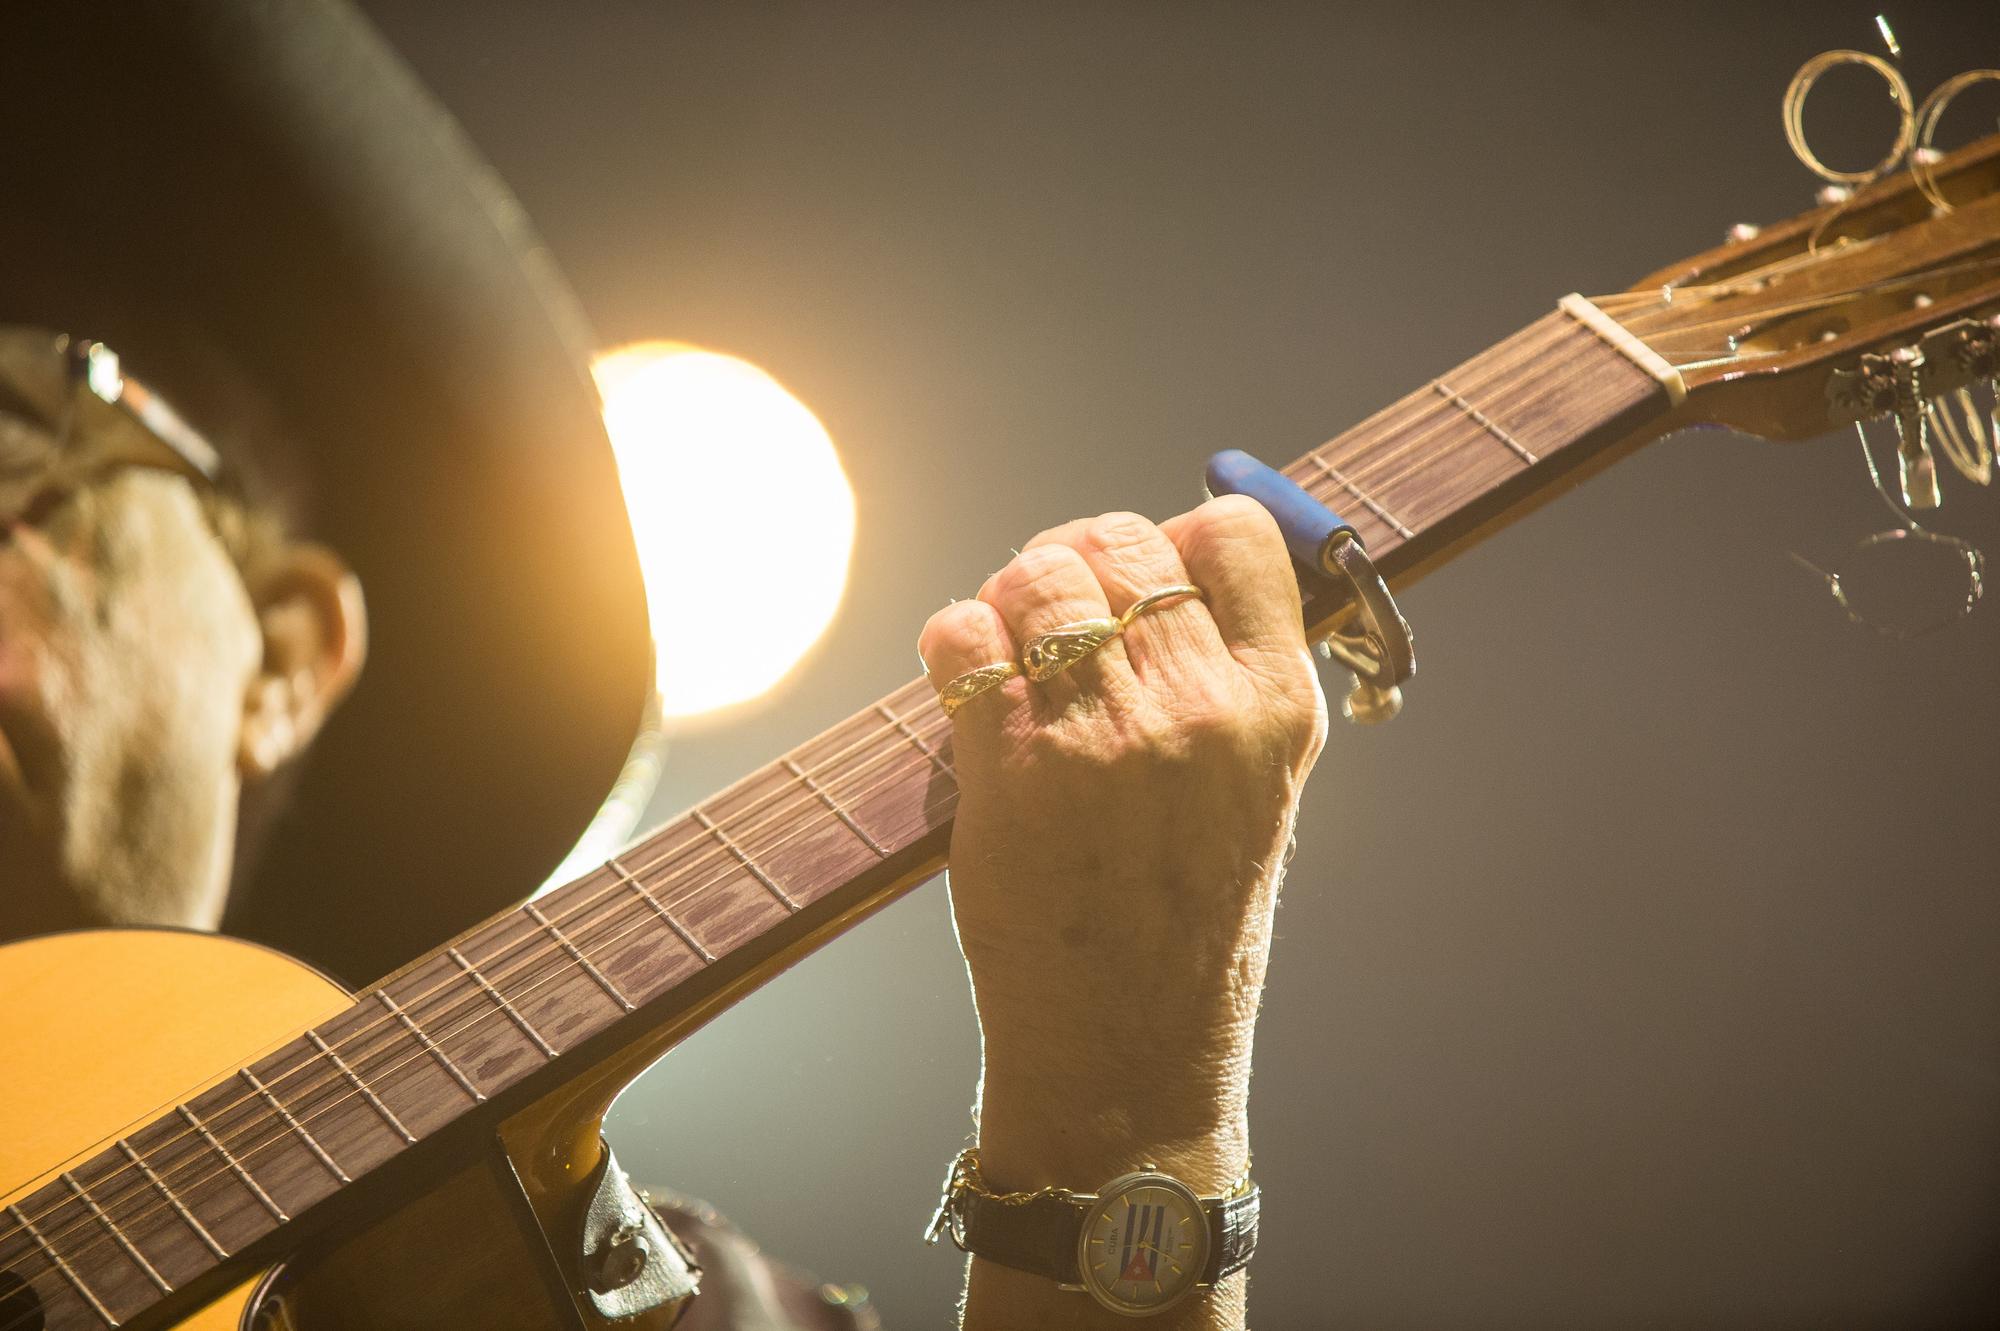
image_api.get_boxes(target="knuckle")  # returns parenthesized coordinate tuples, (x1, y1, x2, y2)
(1187, 493, 1282, 551)
(918, 600, 997, 664)
(987, 542, 1086, 602)
(1078, 510, 1158, 555)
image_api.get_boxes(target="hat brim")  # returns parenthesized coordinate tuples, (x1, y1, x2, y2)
(0, 2, 653, 985)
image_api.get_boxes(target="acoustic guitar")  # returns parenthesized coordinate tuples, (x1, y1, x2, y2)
(2, 118, 1996, 1331)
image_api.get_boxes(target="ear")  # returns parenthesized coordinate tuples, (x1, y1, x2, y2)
(237, 543, 368, 778)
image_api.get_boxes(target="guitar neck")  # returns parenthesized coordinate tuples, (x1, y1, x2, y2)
(1, 298, 1680, 1331)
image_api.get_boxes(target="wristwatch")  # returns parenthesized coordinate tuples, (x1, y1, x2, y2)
(926, 1150, 1260, 1317)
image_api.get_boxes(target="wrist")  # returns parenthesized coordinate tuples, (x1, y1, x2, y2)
(975, 1040, 1252, 1198)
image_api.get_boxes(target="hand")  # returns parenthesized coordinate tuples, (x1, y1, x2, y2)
(919, 500, 1326, 1327)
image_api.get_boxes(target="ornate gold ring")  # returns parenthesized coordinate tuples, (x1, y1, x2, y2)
(938, 660, 1021, 717)
(1019, 583, 1205, 683)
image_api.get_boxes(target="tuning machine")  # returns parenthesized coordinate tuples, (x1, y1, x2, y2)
(1827, 314, 2000, 506)
(1204, 450, 1415, 724)
(1920, 314, 2000, 486)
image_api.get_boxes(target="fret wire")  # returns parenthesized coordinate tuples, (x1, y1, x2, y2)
(114, 1140, 227, 1260)
(690, 808, 800, 911)
(1298, 315, 1573, 480)
(304, 1029, 416, 1145)
(1295, 319, 1627, 534)
(0, 307, 1656, 1279)
(1431, 377, 1538, 463)
(8, 1200, 117, 1325)
(1349, 352, 1583, 529)
(21, 711, 944, 1269)
(604, 859, 717, 963)
(1298, 453, 1415, 538)
(5, 717, 968, 1290)
(448, 945, 561, 1056)
(12, 704, 958, 1284)
(1424, 373, 1640, 523)
(1385, 337, 1629, 499)
(877, 701, 956, 780)
(175, 1104, 286, 1222)
(1300, 316, 1577, 499)
(783, 757, 890, 857)
(238, 1070, 348, 1184)
(62, 1172, 169, 1294)
(373, 991, 486, 1103)
(1380, 365, 1648, 532)
(523, 902, 636, 1011)
(1289, 350, 1649, 551)
(1296, 315, 1572, 488)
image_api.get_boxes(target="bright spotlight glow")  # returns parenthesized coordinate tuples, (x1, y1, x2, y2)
(593, 342, 855, 719)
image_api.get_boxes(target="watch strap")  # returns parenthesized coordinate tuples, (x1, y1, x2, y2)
(957, 1181, 1260, 1287)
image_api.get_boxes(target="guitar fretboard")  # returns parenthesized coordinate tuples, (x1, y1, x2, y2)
(0, 300, 1674, 1331)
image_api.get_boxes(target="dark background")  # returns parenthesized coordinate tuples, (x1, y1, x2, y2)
(359, 3, 2000, 1325)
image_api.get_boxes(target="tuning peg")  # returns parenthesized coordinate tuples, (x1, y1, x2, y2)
(1888, 347, 1941, 510)
(1342, 679, 1403, 725)
(1927, 387, 1994, 487)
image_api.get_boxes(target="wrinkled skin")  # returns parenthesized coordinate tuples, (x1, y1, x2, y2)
(920, 498, 1327, 1331)
(0, 472, 263, 935)
(0, 420, 362, 944)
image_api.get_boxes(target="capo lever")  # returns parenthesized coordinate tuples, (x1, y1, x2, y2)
(1204, 449, 1415, 723)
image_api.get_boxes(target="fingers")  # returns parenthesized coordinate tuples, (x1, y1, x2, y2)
(978, 543, 1135, 710)
(925, 499, 1306, 728)
(1158, 495, 1307, 664)
(1022, 512, 1225, 679)
(918, 598, 1021, 725)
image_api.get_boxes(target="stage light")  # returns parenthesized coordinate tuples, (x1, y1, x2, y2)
(592, 341, 856, 719)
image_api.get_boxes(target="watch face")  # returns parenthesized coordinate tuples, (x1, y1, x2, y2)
(1077, 1171, 1211, 1316)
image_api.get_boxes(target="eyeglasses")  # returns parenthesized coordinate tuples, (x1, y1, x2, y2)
(0, 326, 231, 531)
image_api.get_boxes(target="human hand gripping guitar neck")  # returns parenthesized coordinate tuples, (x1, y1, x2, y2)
(920, 501, 1327, 1329)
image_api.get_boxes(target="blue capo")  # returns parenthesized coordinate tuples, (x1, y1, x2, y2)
(1204, 449, 1416, 722)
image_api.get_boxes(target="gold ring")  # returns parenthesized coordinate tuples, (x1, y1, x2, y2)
(938, 660, 1021, 717)
(1020, 616, 1122, 682)
(1118, 582, 1204, 628)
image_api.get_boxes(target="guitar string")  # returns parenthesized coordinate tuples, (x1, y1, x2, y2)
(25, 229, 1996, 1304)
(0, 312, 1606, 1248)
(1322, 352, 1654, 523)
(0, 737, 968, 1315)
(1618, 253, 2000, 343)
(0, 679, 944, 1243)
(0, 681, 948, 1269)
(0, 313, 1620, 1281)
(0, 314, 1620, 1286)
(20, 240, 2000, 1317)
(0, 321, 1637, 1304)
(1287, 318, 1571, 500)
(1295, 317, 1620, 513)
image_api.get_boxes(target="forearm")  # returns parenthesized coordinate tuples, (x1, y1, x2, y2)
(957, 853, 1277, 1331)
(915, 500, 1325, 1330)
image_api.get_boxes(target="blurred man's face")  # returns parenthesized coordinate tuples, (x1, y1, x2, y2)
(0, 451, 263, 939)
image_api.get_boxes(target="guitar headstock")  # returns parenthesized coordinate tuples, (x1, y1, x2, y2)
(1592, 130, 2000, 449)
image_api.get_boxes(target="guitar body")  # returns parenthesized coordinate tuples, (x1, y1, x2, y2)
(0, 930, 640, 1331)
(0, 930, 338, 1329)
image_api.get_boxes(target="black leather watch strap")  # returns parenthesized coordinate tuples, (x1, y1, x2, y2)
(957, 1182, 1260, 1287)
(1205, 1186, 1260, 1284)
